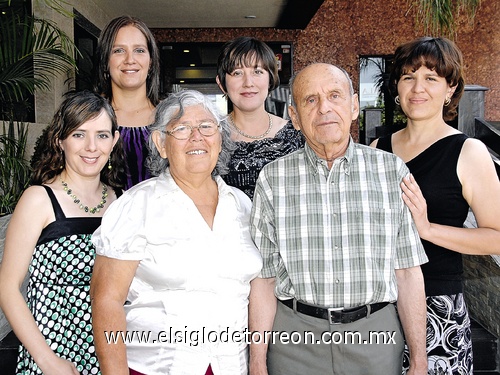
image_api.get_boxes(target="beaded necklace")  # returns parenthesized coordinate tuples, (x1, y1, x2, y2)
(61, 179, 108, 214)
(229, 112, 273, 140)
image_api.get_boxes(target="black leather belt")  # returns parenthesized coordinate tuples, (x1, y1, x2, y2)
(280, 299, 389, 324)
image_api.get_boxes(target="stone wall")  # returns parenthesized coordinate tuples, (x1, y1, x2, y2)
(463, 212, 500, 338)
(464, 255, 500, 337)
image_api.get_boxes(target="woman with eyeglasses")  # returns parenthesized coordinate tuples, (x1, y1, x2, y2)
(90, 90, 263, 375)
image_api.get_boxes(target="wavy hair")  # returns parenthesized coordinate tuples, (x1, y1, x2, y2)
(31, 90, 126, 191)
(390, 37, 465, 121)
(93, 15, 160, 106)
(147, 90, 235, 177)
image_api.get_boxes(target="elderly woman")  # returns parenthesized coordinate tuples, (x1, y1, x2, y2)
(90, 90, 262, 375)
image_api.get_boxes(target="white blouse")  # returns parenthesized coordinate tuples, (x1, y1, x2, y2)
(92, 170, 262, 375)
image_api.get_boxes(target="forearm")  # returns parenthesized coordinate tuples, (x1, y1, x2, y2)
(248, 277, 277, 375)
(0, 287, 58, 369)
(421, 224, 500, 255)
(92, 299, 129, 375)
(396, 267, 427, 374)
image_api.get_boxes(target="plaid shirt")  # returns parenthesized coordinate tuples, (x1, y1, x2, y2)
(251, 139, 428, 308)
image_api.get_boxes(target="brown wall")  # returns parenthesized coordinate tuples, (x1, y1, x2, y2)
(153, 0, 500, 124)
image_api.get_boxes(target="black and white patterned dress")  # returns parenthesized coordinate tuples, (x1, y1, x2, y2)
(16, 185, 101, 374)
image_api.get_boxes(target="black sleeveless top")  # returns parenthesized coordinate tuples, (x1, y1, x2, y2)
(37, 185, 102, 245)
(377, 133, 469, 296)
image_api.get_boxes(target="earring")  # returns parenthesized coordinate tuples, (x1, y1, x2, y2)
(108, 156, 112, 170)
(60, 151, 64, 169)
(444, 97, 451, 106)
(395, 96, 401, 105)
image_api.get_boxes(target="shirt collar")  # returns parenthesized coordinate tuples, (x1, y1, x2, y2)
(304, 137, 354, 175)
(153, 168, 238, 204)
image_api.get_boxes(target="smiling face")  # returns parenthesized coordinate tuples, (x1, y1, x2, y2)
(397, 65, 455, 123)
(153, 104, 222, 181)
(289, 64, 359, 157)
(217, 57, 270, 112)
(59, 110, 119, 179)
(108, 25, 151, 93)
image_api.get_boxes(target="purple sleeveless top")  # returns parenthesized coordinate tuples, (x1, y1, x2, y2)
(118, 125, 151, 190)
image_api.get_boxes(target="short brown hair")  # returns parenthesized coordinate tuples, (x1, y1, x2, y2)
(390, 37, 465, 121)
(217, 36, 280, 94)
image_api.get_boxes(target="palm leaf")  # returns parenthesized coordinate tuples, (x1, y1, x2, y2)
(0, 9, 77, 103)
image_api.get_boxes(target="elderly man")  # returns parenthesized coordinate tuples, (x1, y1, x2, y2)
(248, 63, 428, 375)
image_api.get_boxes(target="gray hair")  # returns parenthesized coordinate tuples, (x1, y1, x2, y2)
(147, 90, 235, 176)
(289, 64, 354, 107)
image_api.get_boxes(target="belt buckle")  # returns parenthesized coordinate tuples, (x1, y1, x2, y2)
(327, 307, 344, 324)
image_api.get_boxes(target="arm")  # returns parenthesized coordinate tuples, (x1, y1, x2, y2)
(401, 139, 500, 255)
(248, 277, 276, 375)
(0, 187, 79, 375)
(90, 255, 139, 375)
(395, 266, 427, 375)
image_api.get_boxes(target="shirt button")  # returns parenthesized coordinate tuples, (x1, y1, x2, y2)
(335, 279, 340, 284)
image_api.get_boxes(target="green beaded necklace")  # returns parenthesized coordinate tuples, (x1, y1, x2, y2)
(61, 179, 108, 214)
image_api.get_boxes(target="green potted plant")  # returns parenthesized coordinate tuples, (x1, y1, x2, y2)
(0, 0, 78, 216)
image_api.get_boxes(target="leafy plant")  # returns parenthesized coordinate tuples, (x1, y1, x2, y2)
(0, 0, 78, 215)
(409, 0, 482, 37)
(0, 121, 30, 215)
(0, 0, 77, 108)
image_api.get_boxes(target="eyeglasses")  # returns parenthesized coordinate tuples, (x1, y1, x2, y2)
(164, 121, 221, 140)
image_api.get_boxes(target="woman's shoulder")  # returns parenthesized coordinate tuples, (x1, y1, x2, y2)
(9, 185, 54, 230)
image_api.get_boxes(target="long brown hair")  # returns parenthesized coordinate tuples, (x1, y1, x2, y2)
(31, 91, 126, 191)
(93, 15, 160, 106)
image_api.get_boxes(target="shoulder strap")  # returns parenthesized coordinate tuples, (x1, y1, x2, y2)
(376, 135, 393, 153)
(41, 185, 66, 220)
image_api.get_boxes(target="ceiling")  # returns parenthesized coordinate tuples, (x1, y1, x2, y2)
(98, 0, 324, 29)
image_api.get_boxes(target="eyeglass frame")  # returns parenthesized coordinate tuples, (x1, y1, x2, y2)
(162, 121, 221, 140)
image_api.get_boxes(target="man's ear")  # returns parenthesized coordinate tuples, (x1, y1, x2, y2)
(351, 93, 360, 122)
(288, 105, 301, 131)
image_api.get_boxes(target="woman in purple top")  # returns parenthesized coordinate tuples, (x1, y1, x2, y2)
(95, 16, 161, 189)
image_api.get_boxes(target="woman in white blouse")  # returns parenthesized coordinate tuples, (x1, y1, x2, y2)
(90, 90, 263, 375)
